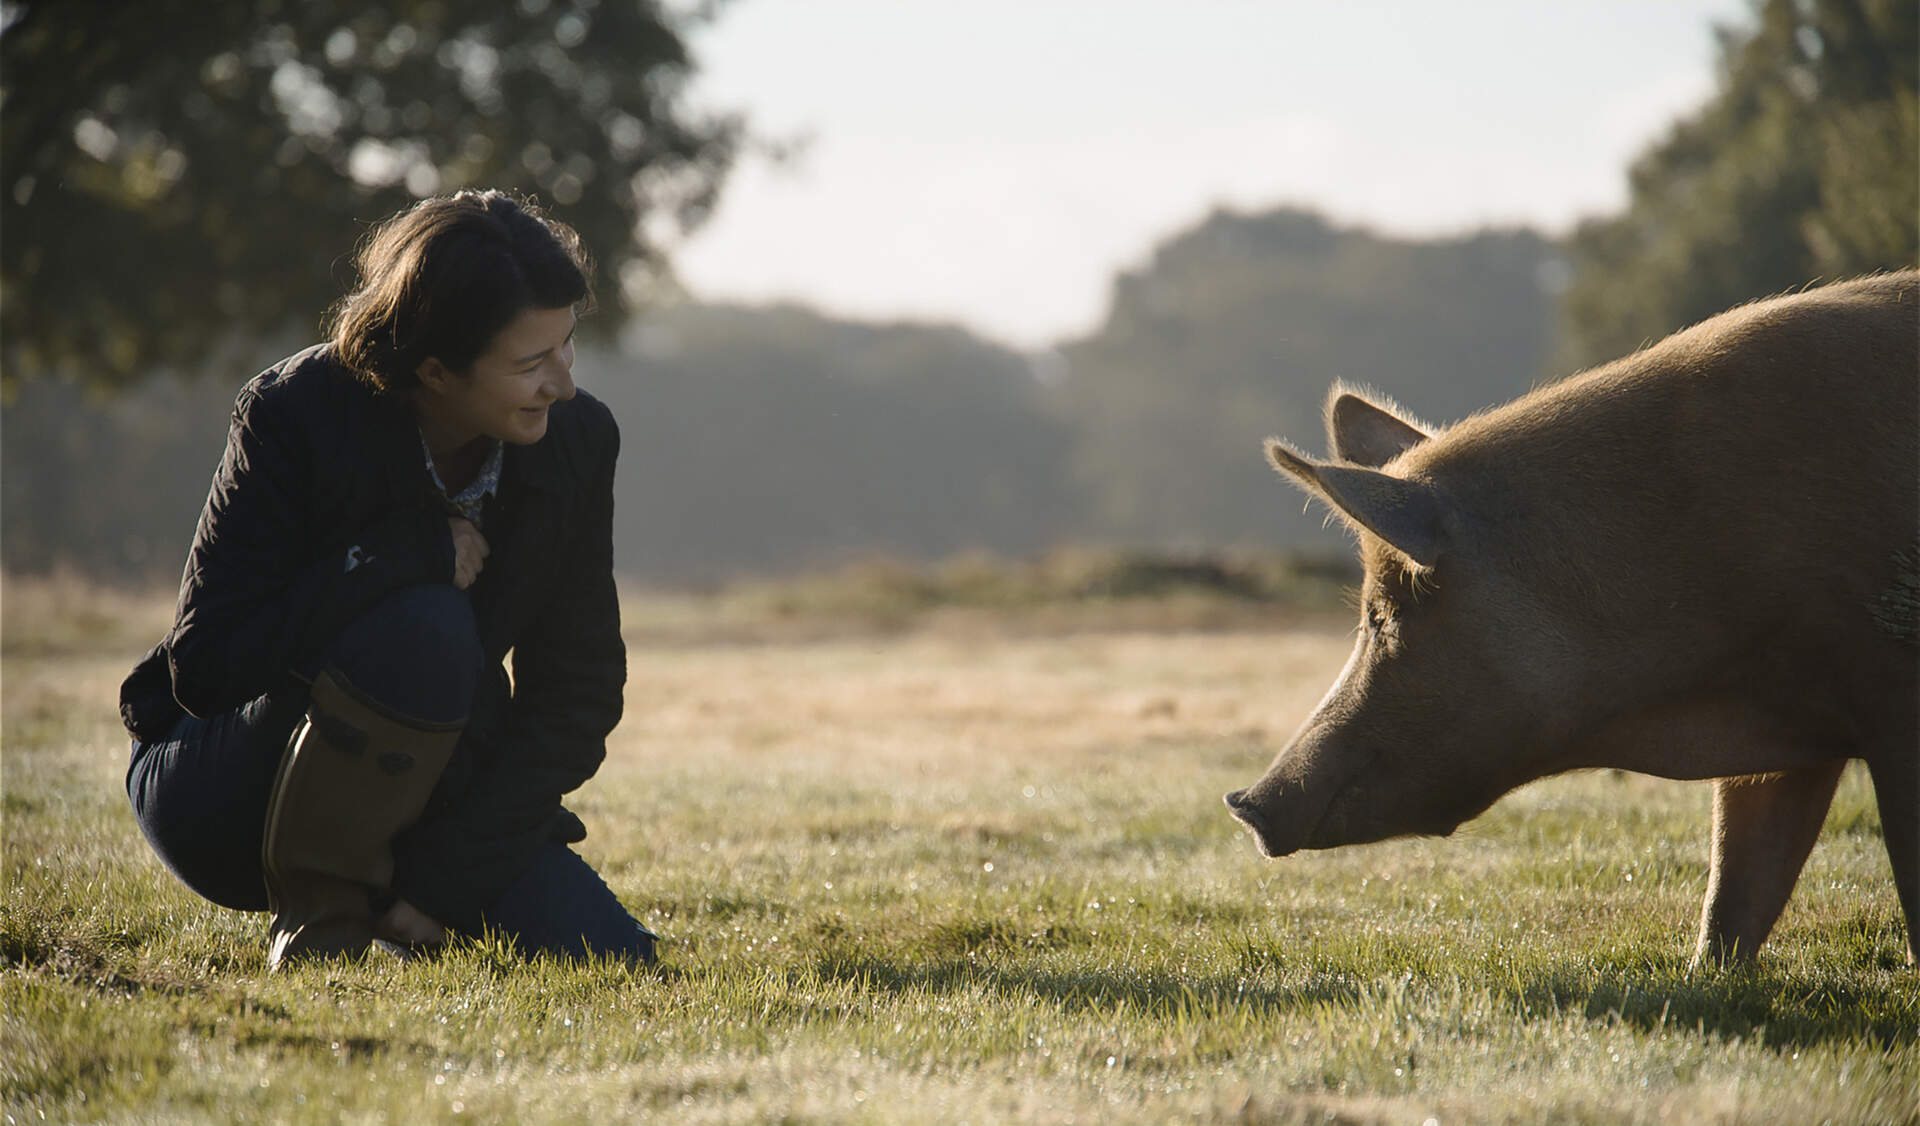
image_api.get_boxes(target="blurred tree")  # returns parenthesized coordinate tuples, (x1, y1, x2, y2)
(610, 305, 1081, 580)
(0, 0, 741, 391)
(1053, 207, 1562, 552)
(2, 366, 240, 579)
(1558, 0, 1918, 370)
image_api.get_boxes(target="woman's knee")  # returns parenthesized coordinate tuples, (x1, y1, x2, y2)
(477, 844, 656, 963)
(326, 585, 482, 726)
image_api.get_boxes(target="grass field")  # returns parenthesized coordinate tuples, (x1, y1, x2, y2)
(3, 569, 1916, 1125)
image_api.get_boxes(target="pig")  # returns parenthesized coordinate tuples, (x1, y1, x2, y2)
(1224, 271, 1918, 967)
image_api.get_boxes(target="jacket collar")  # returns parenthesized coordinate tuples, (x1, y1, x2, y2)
(368, 382, 439, 511)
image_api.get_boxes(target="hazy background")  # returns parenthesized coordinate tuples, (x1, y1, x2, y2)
(4, 0, 1914, 585)
(675, 0, 1745, 348)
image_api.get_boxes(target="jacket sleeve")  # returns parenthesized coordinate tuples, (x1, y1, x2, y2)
(166, 382, 456, 718)
(389, 414, 626, 932)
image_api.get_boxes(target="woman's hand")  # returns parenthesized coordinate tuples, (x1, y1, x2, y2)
(449, 517, 489, 589)
(374, 898, 448, 947)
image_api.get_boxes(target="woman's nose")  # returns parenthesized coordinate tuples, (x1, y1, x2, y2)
(546, 355, 576, 402)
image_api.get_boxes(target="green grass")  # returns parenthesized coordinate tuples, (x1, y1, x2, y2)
(3, 572, 1915, 1125)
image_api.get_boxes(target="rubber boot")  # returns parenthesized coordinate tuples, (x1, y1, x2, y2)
(262, 668, 461, 971)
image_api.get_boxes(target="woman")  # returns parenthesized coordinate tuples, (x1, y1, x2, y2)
(118, 189, 654, 970)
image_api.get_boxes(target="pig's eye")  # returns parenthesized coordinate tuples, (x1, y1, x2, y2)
(1365, 604, 1387, 634)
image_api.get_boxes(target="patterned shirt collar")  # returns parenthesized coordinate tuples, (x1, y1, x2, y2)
(420, 433, 504, 527)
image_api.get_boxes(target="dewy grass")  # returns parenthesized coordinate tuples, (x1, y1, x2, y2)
(3, 575, 1914, 1125)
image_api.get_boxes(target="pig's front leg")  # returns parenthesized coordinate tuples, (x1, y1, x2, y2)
(1693, 761, 1846, 967)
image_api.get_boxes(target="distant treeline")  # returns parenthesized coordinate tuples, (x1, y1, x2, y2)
(3, 208, 1561, 585)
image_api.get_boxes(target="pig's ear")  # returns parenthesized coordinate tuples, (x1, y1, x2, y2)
(1264, 438, 1443, 567)
(1325, 389, 1432, 467)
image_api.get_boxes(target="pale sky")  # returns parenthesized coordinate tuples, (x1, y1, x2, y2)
(672, 0, 1752, 349)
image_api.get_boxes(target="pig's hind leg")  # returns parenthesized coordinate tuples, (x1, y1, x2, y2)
(1693, 761, 1846, 967)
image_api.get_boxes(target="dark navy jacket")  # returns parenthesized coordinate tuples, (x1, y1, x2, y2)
(118, 344, 626, 930)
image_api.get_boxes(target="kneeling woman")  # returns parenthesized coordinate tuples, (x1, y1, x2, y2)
(119, 190, 654, 969)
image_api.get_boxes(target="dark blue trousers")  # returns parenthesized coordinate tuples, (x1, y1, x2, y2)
(126, 585, 653, 963)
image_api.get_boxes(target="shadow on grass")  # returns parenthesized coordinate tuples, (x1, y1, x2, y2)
(812, 944, 1915, 1055)
(1501, 961, 1919, 1052)
(813, 952, 1359, 1020)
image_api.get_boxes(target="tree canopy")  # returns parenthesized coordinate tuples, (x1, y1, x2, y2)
(1558, 0, 1917, 370)
(0, 0, 740, 390)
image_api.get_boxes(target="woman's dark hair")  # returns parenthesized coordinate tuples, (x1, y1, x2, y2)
(326, 190, 593, 393)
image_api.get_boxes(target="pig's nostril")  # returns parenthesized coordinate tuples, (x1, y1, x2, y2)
(1224, 789, 1250, 810)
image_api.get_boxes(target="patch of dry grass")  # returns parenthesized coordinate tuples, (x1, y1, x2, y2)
(2, 571, 175, 658)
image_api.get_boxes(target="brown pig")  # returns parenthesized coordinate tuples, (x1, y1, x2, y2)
(1224, 271, 1918, 966)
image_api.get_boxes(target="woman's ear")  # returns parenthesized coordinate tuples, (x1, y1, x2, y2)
(415, 356, 453, 394)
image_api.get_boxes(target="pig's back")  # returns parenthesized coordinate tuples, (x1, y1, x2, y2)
(1416, 272, 1916, 710)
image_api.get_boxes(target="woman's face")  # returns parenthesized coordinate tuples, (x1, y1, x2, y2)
(416, 305, 578, 448)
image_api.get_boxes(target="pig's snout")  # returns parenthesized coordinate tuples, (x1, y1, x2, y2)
(1223, 788, 1299, 858)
